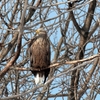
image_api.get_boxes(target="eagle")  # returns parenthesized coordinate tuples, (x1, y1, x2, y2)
(29, 28, 50, 84)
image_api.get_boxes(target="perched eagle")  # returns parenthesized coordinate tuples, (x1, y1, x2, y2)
(29, 28, 50, 84)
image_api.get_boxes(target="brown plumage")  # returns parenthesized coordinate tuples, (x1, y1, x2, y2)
(29, 28, 50, 84)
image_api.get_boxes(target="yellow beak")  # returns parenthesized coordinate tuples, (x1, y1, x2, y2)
(35, 29, 40, 34)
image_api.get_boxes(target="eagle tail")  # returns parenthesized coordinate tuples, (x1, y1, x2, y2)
(34, 72, 45, 85)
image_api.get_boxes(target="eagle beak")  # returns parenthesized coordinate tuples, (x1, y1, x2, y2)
(35, 29, 40, 34)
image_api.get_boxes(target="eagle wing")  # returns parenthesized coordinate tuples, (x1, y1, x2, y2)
(29, 35, 50, 71)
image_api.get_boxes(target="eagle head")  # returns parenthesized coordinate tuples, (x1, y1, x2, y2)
(35, 28, 47, 35)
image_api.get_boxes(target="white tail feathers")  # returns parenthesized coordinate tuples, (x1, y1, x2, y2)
(34, 73, 45, 85)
